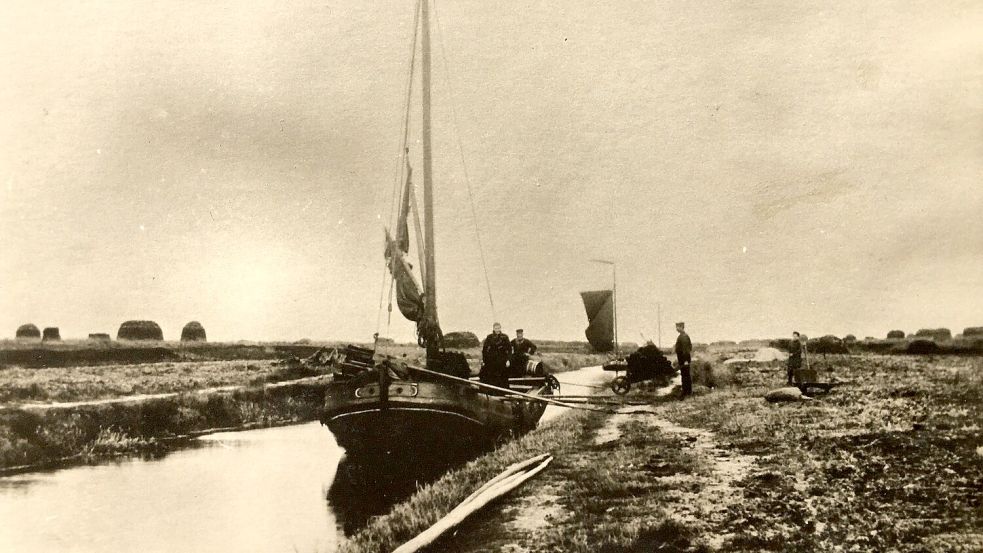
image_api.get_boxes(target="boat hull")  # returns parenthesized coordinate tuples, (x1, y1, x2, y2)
(321, 379, 549, 456)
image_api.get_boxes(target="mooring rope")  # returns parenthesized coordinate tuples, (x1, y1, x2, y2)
(406, 365, 658, 416)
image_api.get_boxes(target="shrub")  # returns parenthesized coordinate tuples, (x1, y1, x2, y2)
(886, 330, 905, 340)
(443, 331, 480, 348)
(769, 338, 794, 351)
(807, 335, 849, 354)
(843, 334, 857, 343)
(906, 339, 941, 354)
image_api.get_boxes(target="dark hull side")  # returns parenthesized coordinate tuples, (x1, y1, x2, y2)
(321, 379, 549, 456)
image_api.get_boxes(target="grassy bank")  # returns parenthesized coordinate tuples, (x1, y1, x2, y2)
(0, 377, 330, 472)
(339, 353, 983, 552)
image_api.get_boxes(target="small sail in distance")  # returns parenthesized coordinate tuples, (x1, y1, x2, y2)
(580, 290, 614, 352)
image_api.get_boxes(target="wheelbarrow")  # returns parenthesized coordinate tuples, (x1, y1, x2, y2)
(602, 344, 674, 395)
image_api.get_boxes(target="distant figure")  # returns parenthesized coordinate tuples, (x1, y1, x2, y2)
(481, 323, 512, 393)
(787, 331, 803, 385)
(509, 329, 538, 377)
(674, 322, 693, 397)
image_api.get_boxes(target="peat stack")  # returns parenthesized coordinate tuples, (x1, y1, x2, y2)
(914, 328, 952, 342)
(963, 327, 983, 337)
(886, 330, 905, 340)
(117, 320, 164, 341)
(443, 331, 480, 348)
(15, 323, 41, 340)
(88, 333, 111, 341)
(42, 327, 61, 341)
(180, 321, 207, 342)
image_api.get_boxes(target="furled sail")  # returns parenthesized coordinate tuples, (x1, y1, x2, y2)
(385, 228, 425, 322)
(395, 159, 412, 255)
(580, 290, 614, 352)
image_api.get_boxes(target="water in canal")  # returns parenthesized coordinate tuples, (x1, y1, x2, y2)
(0, 365, 604, 553)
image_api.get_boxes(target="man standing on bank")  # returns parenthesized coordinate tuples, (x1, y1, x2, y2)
(674, 321, 693, 397)
(481, 323, 512, 392)
(787, 331, 803, 385)
(509, 329, 538, 377)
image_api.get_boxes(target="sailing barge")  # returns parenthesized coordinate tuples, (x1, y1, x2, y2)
(320, 0, 556, 456)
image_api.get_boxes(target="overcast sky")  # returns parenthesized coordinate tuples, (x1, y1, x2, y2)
(2, 0, 981, 344)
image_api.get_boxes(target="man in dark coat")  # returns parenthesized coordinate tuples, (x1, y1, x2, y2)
(509, 329, 537, 377)
(481, 323, 512, 392)
(674, 322, 693, 397)
(787, 331, 803, 385)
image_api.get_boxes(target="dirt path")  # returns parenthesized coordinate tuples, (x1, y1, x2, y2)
(491, 397, 761, 552)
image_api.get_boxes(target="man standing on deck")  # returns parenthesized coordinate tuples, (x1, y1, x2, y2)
(674, 322, 693, 397)
(481, 323, 512, 393)
(787, 331, 803, 385)
(509, 329, 538, 377)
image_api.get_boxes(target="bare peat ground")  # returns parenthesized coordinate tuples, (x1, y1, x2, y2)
(342, 354, 982, 553)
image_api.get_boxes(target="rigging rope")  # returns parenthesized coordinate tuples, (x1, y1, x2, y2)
(432, 0, 497, 322)
(376, 0, 423, 339)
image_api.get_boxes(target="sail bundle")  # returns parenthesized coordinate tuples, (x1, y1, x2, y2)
(580, 290, 614, 352)
(384, 156, 442, 349)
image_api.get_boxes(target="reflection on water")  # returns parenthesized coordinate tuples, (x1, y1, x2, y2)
(329, 447, 480, 534)
(0, 365, 605, 553)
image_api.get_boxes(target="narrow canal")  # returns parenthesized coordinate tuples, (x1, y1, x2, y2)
(0, 365, 605, 552)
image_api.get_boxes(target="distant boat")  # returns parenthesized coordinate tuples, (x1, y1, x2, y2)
(581, 290, 615, 352)
(320, 0, 557, 457)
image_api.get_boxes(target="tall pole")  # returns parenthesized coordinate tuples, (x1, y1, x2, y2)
(612, 263, 618, 355)
(421, 0, 438, 357)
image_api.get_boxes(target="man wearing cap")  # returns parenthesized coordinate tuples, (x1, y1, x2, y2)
(510, 329, 538, 377)
(674, 322, 693, 397)
(787, 331, 803, 385)
(481, 323, 512, 393)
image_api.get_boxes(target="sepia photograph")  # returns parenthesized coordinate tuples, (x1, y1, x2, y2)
(1, 1, 981, 551)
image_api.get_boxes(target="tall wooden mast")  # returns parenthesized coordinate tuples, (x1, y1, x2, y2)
(421, 0, 440, 357)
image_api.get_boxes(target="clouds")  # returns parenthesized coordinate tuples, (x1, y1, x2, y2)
(1, 0, 981, 342)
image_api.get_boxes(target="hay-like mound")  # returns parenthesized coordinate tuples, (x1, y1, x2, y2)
(443, 331, 480, 349)
(15, 323, 41, 339)
(180, 321, 207, 342)
(117, 320, 164, 341)
(88, 333, 111, 341)
(42, 327, 61, 341)
(963, 327, 983, 337)
(843, 334, 857, 343)
(915, 328, 952, 341)
(886, 330, 905, 340)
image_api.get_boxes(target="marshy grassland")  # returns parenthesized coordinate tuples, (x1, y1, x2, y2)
(0, 340, 608, 473)
(339, 352, 982, 553)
